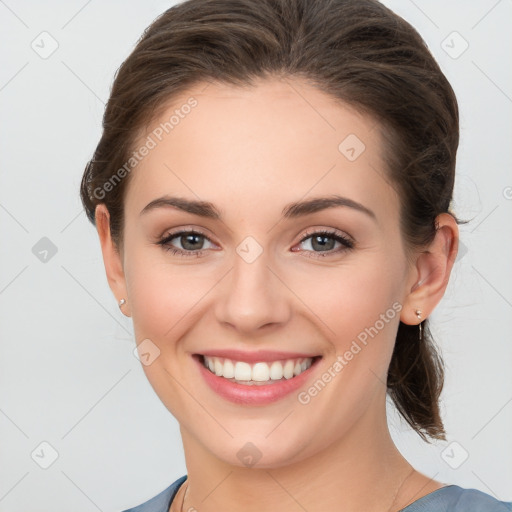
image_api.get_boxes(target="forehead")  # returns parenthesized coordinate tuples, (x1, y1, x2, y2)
(126, 77, 398, 223)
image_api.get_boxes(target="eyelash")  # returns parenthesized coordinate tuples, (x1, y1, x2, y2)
(297, 229, 355, 258)
(157, 229, 355, 259)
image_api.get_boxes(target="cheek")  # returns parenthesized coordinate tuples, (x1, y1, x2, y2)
(293, 258, 403, 336)
(287, 257, 404, 385)
(123, 246, 218, 343)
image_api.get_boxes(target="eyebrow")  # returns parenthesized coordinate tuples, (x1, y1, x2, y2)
(139, 194, 376, 221)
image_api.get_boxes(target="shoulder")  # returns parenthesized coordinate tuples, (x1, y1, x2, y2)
(403, 485, 512, 512)
(120, 475, 187, 512)
(448, 486, 512, 512)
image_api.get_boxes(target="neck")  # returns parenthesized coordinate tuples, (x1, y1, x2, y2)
(177, 392, 427, 512)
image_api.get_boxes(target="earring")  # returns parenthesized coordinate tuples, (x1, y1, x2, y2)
(415, 309, 423, 341)
(118, 298, 126, 309)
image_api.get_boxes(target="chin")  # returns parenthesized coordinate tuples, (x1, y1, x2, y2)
(199, 430, 318, 470)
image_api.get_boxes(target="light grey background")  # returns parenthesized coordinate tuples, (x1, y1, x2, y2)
(0, 1, 511, 510)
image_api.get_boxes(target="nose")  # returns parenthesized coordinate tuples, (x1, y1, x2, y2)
(214, 249, 292, 335)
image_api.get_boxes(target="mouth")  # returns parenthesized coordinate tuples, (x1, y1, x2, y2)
(195, 354, 322, 385)
(192, 353, 323, 405)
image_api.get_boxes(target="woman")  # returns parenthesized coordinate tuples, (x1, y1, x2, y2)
(80, 0, 512, 510)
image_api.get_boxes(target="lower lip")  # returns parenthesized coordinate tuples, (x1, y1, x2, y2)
(193, 355, 322, 406)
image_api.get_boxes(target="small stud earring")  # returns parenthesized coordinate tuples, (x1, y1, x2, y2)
(118, 298, 126, 309)
(415, 308, 423, 341)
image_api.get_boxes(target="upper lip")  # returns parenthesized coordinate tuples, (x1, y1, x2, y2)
(196, 349, 321, 363)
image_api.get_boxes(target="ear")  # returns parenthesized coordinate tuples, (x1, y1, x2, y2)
(95, 204, 131, 317)
(400, 213, 459, 326)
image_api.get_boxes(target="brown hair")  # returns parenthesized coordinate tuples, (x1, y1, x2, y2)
(80, 0, 464, 442)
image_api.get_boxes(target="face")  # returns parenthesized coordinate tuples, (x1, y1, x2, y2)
(108, 77, 420, 468)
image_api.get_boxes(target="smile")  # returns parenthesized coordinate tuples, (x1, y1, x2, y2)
(202, 355, 315, 385)
(192, 353, 323, 405)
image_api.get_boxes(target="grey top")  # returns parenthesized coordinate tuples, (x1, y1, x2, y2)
(121, 475, 512, 512)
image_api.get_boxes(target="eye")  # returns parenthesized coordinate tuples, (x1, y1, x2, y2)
(294, 229, 354, 258)
(157, 228, 354, 258)
(157, 229, 216, 257)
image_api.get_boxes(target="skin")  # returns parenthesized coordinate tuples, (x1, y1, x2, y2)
(96, 77, 459, 512)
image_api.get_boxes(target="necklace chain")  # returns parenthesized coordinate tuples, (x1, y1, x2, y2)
(174, 468, 416, 512)
(386, 466, 416, 512)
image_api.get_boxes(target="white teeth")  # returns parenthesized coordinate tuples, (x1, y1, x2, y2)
(252, 362, 270, 382)
(214, 359, 223, 376)
(202, 355, 315, 383)
(283, 360, 294, 379)
(223, 359, 235, 378)
(269, 361, 283, 380)
(234, 361, 252, 381)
